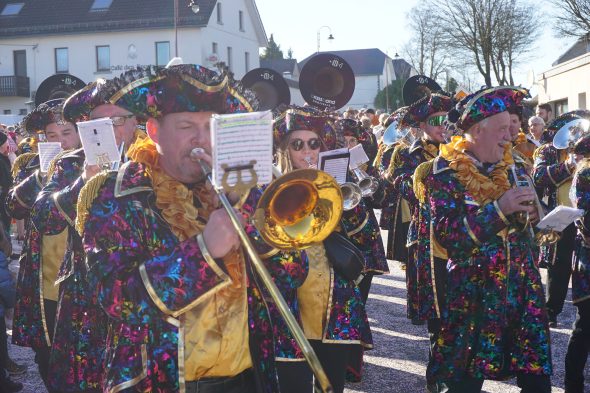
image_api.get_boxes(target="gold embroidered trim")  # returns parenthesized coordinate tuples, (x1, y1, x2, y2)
(108, 344, 148, 393)
(346, 214, 369, 237)
(54, 193, 75, 228)
(493, 201, 511, 226)
(138, 259, 231, 318)
(463, 217, 481, 246)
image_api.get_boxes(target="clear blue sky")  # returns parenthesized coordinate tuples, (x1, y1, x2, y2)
(255, 0, 576, 95)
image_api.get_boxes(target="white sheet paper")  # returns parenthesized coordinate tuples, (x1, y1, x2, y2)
(76, 118, 121, 166)
(348, 144, 370, 169)
(537, 205, 584, 232)
(38, 142, 62, 173)
(210, 111, 273, 188)
(319, 148, 350, 185)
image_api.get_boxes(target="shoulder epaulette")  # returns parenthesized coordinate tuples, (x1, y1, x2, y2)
(413, 159, 434, 204)
(11, 152, 37, 178)
(386, 144, 407, 179)
(75, 170, 114, 236)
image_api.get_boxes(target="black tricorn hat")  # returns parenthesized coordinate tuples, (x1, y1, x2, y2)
(242, 67, 291, 111)
(299, 53, 355, 111)
(35, 73, 85, 106)
(402, 75, 442, 106)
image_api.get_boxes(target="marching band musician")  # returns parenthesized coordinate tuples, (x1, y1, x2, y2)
(387, 93, 453, 325)
(7, 100, 81, 391)
(78, 64, 307, 393)
(532, 110, 590, 326)
(425, 87, 551, 393)
(375, 108, 411, 265)
(29, 70, 150, 392)
(273, 106, 372, 393)
(335, 118, 388, 382)
(567, 132, 590, 393)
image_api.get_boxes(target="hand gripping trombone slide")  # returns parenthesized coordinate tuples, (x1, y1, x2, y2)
(191, 148, 334, 393)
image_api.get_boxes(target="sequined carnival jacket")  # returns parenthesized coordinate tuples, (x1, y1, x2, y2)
(7, 153, 55, 349)
(426, 158, 552, 382)
(342, 198, 388, 274)
(532, 143, 574, 265)
(81, 161, 307, 393)
(389, 138, 439, 247)
(31, 148, 108, 392)
(572, 166, 590, 305)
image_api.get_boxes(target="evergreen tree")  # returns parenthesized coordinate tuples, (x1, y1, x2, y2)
(261, 34, 284, 60)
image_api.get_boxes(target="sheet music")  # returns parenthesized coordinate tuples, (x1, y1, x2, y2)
(319, 148, 350, 185)
(38, 142, 62, 173)
(349, 144, 370, 169)
(537, 205, 584, 232)
(76, 118, 121, 166)
(210, 111, 273, 188)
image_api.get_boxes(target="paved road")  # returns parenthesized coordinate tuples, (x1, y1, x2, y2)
(6, 231, 581, 392)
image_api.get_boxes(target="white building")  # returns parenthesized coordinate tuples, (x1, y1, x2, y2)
(0, 0, 267, 118)
(536, 35, 590, 116)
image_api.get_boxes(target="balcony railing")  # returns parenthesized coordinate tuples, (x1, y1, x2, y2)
(0, 76, 30, 97)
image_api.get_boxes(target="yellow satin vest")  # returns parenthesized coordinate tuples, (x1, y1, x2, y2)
(41, 229, 68, 301)
(184, 251, 252, 380)
(297, 244, 331, 340)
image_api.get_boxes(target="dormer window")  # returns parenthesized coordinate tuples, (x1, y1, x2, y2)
(90, 0, 113, 12)
(1, 3, 24, 16)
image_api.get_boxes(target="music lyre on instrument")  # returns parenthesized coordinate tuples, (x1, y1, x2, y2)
(191, 148, 338, 393)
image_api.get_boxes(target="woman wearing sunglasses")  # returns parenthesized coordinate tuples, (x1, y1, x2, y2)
(273, 106, 372, 393)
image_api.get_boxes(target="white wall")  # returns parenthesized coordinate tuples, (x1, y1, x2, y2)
(0, 0, 263, 114)
(347, 75, 381, 109)
(537, 52, 590, 114)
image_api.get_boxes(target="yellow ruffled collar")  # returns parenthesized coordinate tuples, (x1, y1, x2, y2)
(440, 136, 513, 205)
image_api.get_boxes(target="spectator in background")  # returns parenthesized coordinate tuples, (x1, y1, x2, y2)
(536, 103, 553, 123)
(0, 220, 22, 393)
(366, 108, 379, 126)
(0, 133, 12, 232)
(528, 116, 545, 143)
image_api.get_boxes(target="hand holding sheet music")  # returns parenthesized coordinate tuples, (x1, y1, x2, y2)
(76, 118, 121, 167)
(537, 205, 584, 232)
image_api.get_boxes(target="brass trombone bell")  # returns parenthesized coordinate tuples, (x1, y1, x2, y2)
(253, 169, 343, 249)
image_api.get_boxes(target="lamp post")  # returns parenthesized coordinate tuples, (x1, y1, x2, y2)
(316, 26, 334, 53)
(384, 49, 400, 113)
(174, 0, 200, 57)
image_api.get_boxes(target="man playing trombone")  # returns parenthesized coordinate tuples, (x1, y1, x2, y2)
(77, 64, 308, 393)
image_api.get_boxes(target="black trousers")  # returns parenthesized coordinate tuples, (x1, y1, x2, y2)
(546, 223, 575, 319)
(565, 299, 590, 393)
(32, 299, 57, 392)
(437, 373, 551, 393)
(0, 316, 7, 380)
(277, 341, 351, 393)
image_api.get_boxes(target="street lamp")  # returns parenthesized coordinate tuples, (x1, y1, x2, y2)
(316, 26, 334, 53)
(384, 49, 400, 113)
(174, 0, 200, 57)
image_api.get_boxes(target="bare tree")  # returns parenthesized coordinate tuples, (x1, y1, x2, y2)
(403, 0, 449, 81)
(438, 0, 541, 86)
(549, 0, 590, 37)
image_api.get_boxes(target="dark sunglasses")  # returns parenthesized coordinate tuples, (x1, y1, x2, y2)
(427, 115, 446, 127)
(290, 138, 321, 151)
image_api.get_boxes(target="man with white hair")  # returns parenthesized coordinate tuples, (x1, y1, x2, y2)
(425, 87, 551, 392)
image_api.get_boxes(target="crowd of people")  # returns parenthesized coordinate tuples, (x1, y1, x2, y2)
(0, 62, 588, 393)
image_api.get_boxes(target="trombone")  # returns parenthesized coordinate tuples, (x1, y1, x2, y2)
(340, 166, 379, 211)
(193, 149, 338, 393)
